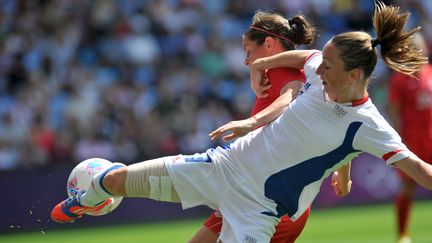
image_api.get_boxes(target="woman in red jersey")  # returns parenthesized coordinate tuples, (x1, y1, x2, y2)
(188, 11, 352, 243)
(388, 32, 432, 243)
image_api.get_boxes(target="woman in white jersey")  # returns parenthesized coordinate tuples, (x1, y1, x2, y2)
(51, 2, 432, 243)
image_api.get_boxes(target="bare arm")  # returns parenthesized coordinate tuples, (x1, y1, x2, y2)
(209, 80, 303, 141)
(331, 163, 352, 197)
(394, 155, 432, 190)
(252, 50, 316, 70)
(251, 80, 303, 127)
(251, 50, 317, 97)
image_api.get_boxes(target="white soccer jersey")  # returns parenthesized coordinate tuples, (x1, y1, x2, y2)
(208, 52, 412, 219)
(165, 52, 412, 242)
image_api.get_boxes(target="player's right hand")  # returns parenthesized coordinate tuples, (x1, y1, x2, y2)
(250, 64, 271, 98)
(209, 118, 255, 141)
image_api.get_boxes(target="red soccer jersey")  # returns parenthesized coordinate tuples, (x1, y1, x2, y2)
(388, 64, 432, 142)
(389, 64, 432, 164)
(251, 67, 306, 116)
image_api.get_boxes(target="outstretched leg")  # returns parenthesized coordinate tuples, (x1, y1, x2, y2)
(51, 158, 179, 223)
(116, 158, 180, 202)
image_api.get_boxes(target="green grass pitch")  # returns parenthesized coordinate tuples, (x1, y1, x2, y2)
(2, 200, 431, 243)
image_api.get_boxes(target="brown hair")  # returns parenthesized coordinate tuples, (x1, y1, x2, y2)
(331, 1, 428, 81)
(244, 11, 316, 50)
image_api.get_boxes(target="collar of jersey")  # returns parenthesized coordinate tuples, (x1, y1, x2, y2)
(322, 91, 369, 107)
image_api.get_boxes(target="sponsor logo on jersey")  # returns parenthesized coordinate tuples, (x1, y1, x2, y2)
(243, 235, 257, 243)
(333, 104, 347, 117)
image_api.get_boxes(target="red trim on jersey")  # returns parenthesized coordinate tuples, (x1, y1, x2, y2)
(304, 51, 321, 64)
(351, 96, 369, 107)
(388, 64, 432, 142)
(382, 149, 404, 161)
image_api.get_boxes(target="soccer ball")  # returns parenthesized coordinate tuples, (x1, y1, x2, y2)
(66, 158, 124, 216)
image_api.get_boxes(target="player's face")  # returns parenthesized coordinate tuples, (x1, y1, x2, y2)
(316, 41, 353, 102)
(242, 35, 268, 67)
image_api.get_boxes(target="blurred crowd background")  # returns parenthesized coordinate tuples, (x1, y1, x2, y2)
(0, 0, 431, 171)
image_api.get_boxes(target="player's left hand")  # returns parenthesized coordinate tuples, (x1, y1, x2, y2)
(331, 171, 352, 197)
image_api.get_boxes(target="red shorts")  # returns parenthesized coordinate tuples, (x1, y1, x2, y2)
(203, 208, 311, 243)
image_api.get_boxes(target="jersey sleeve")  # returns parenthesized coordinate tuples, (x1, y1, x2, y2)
(303, 51, 322, 85)
(355, 123, 413, 165)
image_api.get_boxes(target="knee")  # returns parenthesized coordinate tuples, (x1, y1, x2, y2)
(102, 167, 127, 196)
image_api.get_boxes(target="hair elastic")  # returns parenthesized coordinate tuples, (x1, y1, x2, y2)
(250, 26, 295, 46)
(371, 38, 381, 48)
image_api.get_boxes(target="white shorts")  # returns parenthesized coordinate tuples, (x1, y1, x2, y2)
(164, 153, 279, 243)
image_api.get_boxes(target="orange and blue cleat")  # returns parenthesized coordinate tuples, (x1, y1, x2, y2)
(51, 196, 113, 223)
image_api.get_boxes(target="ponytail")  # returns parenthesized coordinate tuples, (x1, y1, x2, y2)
(331, 1, 428, 81)
(246, 11, 316, 50)
(373, 1, 428, 76)
(288, 15, 315, 46)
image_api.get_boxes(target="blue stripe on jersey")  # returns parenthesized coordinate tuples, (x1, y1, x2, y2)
(184, 153, 213, 163)
(263, 122, 362, 218)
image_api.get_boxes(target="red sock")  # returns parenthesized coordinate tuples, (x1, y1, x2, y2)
(395, 194, 412, 237)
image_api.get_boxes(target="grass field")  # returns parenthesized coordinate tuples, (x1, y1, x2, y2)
(2, 200, 431, 243)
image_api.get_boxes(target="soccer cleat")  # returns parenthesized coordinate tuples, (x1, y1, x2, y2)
(398, 236, 411, 243)
(50, 196, 113, 223)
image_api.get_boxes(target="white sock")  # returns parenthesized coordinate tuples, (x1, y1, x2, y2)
(79, 164, 125, 206)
